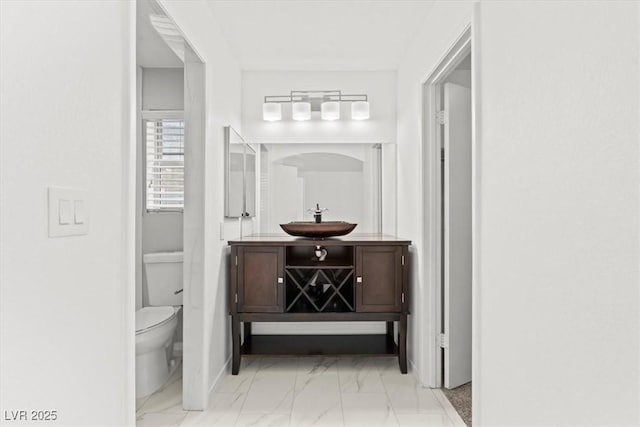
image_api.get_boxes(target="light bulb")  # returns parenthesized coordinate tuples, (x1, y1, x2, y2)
(321, 101, 340, 120)
(292, 102, 311, 121)
(351, 101, 370, 120)
(262, 103, 281, 121)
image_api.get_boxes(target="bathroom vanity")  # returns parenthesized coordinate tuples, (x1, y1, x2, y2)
(228, 234, 410, 374)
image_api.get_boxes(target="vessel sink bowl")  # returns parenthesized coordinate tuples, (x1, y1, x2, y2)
(280, 221, 357, 238)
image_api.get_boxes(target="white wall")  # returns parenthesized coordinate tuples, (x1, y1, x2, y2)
(141, 212, 183, 254)
(445, 69, 471, 89)
(0, 2, 135, 426)
(396, 0, 473, 390)
(242, 70, 397, 144)
(398, 0, 639, 425)
(474, 2, 639, 425)
(157, 0, 243, 410)
(142, 67, 184, 110)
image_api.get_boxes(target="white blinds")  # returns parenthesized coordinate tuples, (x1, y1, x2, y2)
(145, 118, 184, 211)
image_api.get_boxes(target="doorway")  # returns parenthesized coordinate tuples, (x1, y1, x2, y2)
(439, 55, 472, 426)
(135, 0, 207, 418)
(421, 27, 473, 426)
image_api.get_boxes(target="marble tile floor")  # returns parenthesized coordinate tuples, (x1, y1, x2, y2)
(136, 357, 465, 427)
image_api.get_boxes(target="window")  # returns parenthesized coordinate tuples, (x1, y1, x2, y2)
(145, 118, 184, 211)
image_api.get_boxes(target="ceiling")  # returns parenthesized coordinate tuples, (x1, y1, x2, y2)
(206, 0, 435, 70)
(137, 0, 183, 68)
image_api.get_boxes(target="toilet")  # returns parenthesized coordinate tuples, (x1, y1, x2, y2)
(135, 251, 183, 398)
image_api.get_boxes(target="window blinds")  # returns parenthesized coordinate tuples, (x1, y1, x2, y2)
(145, 119, 184, 211)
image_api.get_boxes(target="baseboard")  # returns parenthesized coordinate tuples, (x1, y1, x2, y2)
(208, 355, 232, 397)
(410, 355, 466, 426)
(409, 358, 420, 383)
(409, 356, 466, 426)
(433, 388, 467, 427)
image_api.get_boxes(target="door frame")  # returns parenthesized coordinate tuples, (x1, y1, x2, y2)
(136, 0, 209, 410)
(420, 26, 472, 390)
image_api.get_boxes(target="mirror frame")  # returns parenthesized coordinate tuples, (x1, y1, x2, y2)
(224, 126, 256, 218)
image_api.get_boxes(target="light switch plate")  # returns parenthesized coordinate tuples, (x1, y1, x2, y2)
(74, 200, 85, 224)
(48, 187, 89, 237)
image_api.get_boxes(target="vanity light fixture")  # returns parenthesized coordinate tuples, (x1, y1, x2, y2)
(262, 90, 369, 121)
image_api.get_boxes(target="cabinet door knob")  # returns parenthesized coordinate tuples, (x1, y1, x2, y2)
(277, 277, 284, 284)
(356, 276, 363, 283)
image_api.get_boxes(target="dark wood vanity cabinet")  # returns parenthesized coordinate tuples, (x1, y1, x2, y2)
(356, 245, 404, 313)
(229, 235, 410, 374)
(236, 246, 284, 313)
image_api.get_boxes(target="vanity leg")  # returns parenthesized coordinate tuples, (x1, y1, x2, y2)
(386, 321, 395, 349)
(232, 316, 241, 375)
(399, 314, 408, 374)
(243, 322, 252, 351)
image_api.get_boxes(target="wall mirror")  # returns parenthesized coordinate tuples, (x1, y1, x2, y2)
(224, 126, 256, 218)
(257, 143, 393, 234)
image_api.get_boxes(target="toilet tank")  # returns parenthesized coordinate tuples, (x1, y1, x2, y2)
(143, 251, 183, 306)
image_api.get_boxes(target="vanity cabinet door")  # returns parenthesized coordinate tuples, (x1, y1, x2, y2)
(355, 246, 403, 313)
(237, 246, 284, 313)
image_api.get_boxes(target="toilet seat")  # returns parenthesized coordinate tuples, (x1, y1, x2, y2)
(136, 306, 176, 335)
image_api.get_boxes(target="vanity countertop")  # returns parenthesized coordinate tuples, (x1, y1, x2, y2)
(228, 233, 411, 246)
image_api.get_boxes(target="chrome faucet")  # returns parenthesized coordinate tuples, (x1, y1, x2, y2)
(308, 203, 328, 223)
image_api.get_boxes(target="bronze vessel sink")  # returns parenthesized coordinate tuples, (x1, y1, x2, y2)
(280, 221, 357, 238)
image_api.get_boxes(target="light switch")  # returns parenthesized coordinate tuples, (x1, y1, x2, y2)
(48, 187, 89, 237)
(58, 200, 71, 225)
(74, 200, 85, 224)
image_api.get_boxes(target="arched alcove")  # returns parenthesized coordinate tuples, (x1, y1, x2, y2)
(260, 144, 382, 234)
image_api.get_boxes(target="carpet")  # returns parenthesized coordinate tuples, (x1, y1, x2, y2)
(442, 382, 472, 426)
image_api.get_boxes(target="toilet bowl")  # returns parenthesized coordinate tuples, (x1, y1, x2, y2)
(135, 306, 180, 398)
(135, 251, 184, 398)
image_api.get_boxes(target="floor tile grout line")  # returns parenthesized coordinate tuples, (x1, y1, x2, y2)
(138, 364, 185, 417)
(383, 370, 402, 427)
(337, 357, 403, 426)
(178, 360, 256, 427)
(379, 361, 458, 425)
(289, 357, 299, 427)
(235, 357, 262, 422)
(227, 399, 243, 427)
(378, 364, 403, 427)
(177, 412, 188, 426)
(292, 357, 345, 427)
(234, 357, 284, 427)
(337, 358, 347, 427)
(135, 395, 151, 417)
(327, 356, 345, 426)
